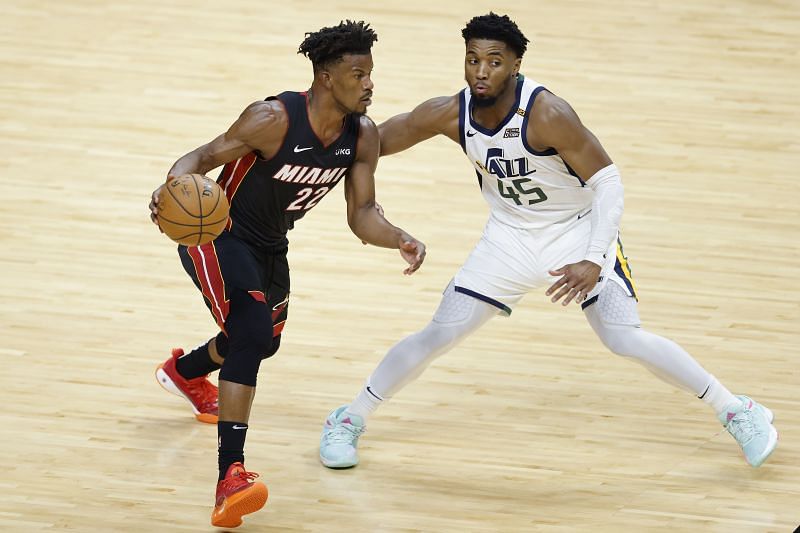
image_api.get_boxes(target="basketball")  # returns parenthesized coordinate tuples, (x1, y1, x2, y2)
(157, 174, 230, 246)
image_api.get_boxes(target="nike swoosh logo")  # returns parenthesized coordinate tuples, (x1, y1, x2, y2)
(577, 209, 592, 219)
(466, 130, 477, 137)
(294, 145, 313, 153)
(232, 425, 247, 430)
(365, 386, 383, 401)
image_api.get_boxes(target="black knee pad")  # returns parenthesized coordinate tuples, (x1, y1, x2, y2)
(216, 329, 278, 360)
(216, 326, 272, 365)
(219, 291, 274, 386)
(261, 334, 281, 360)
(215, 331, 229, 358)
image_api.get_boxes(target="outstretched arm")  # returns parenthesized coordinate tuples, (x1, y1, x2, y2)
(378, 95, 461, 155)
(346, 116, 426, 275)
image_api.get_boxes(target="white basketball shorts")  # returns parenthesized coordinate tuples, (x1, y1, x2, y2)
(453, 213, 637, 316)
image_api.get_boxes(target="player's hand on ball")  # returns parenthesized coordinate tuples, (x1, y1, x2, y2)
(155, 174, 229, 246)
(150, 183, 165, 230)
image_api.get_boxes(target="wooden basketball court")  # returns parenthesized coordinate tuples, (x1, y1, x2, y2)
(1, 0, 797, 530)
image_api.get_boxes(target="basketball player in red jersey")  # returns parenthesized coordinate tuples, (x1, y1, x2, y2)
(148, 21, 425, 528)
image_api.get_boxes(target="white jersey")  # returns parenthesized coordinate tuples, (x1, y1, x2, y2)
(459, 75, 592, 231)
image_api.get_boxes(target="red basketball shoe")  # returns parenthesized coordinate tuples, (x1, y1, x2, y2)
(211, 462, 268, 528)
(155, 348, 219, 423)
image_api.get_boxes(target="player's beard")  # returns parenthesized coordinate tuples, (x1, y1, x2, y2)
(472, 95, 497, 108)
(471, 76, 512, 108)
(346, 98, 370, 116)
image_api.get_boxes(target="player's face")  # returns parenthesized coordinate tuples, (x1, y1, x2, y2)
(464, 39, 521, 107)
(327, 53, 374, 115)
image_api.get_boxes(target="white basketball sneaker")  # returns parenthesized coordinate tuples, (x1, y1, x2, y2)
(718, 395, 778, 467)
(319, 405, 366, 469)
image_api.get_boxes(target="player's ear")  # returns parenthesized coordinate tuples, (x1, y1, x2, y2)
(512, 58, 521, 78)
(319, 69, 333, 89)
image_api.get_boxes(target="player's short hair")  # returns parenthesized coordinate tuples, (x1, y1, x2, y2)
(462, 13, 529, 58)
(298, 20, 377, 72)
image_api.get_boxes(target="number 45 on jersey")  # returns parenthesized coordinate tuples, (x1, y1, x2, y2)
(480, 147, 548, 206)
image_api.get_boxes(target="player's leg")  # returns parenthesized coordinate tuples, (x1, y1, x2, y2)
(154, 232, 270, 526)
(155, 234, 287, 424)
(208, 247, 289, 363)
(584, 281, 717, 394)
(357, 281, 500, 407)
(211, 244, 288, 527)
(320, 281, 501, 468)
(212, 289, 270, 528)
(261, 247, 290, 361)
(584, 280, 777, 466)
(155, 242, 233, 423)
(166, 276, 286, 386)
(320, 217, 530, 468)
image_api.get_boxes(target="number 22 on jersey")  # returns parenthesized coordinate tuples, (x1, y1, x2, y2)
(287, 186, 331, 211)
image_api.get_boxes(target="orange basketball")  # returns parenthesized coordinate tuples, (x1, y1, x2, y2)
(157, 174, 230, 246)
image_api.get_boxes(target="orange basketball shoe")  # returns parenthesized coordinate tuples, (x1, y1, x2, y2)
(211, 462, 268, 528)
(155, 348, 219, 424)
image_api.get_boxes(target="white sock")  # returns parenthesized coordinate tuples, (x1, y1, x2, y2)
(699, 375, 741, 416)
(345, 383, 384, 422)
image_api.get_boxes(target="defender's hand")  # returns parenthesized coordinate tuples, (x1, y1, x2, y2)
(399, 237, 426, 275)
(546, 260, 602, 306)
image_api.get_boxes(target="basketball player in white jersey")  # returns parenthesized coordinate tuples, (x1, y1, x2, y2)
(320, 13, 777, 468)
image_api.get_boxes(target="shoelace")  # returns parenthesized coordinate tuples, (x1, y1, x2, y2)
(325, 422, 365, 445)
(726, 411, 759, 445)
(221, 469, 260, 491)
(185, 377, 218, 411)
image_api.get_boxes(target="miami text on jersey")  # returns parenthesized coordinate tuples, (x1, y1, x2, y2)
(272, 165, 348, 185)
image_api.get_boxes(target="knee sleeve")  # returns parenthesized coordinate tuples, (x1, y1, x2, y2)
(262, 334, 281, 360)
(593, 281, 640, 327)
(584, 281, 644, 357)
(214, 329, 280, 359)
(215, 331, 229, 358)
(219, 290, 273, 386)
(433, 280, 488, 325)
(215, 312, 282, 363)
(427, 280, 499, 354)
(585, 283, 645, 357)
